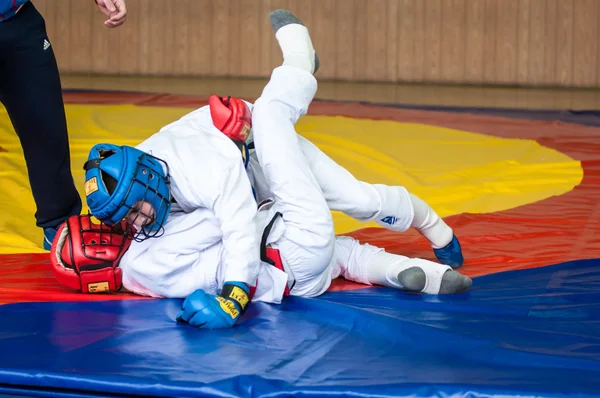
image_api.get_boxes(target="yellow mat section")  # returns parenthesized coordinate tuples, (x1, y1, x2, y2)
(0, 104, 583, 254)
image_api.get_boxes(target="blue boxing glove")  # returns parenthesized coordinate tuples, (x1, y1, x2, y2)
(176, 282, 250, 329)
(433, 234, 464, 268)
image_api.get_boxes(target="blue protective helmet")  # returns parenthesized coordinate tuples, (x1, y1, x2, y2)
(83, 144, 172, 240)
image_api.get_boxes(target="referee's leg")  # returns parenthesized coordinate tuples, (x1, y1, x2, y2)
(0, 2, 81, 249)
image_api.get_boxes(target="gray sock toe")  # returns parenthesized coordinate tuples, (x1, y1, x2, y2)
(439, 270, 472, 294)
(269, 9, 305, 33)
(397, 267, 427, 292)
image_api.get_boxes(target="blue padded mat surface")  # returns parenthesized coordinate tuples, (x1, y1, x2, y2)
(0, 259, 599, 398)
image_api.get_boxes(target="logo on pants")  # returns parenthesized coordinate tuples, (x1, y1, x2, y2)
(380, 216, 398, 225)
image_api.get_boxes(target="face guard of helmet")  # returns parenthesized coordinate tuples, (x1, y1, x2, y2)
(83, 144, 172, 241)
(50, 214, 133, 293)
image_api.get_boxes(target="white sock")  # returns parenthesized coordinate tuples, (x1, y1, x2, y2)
(275, 24, 315, 73)
(366, 250, 451, 294)
(366, 251, 408, 289)
(409, 194, 453, 249)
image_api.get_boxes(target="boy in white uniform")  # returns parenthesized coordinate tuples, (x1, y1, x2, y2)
(59, 10, 470, 329)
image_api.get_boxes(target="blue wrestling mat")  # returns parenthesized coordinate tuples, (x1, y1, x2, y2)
(0, 259, 599, 397)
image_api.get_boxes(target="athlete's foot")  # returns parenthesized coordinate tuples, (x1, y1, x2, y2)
(397, 267, 426, 292)
(433, 234, 464, 268)
(439, 270, 472, 294)
(43, 226, 58, 251)
(397, 267, 471, 294)
(269, 9, 320, 74)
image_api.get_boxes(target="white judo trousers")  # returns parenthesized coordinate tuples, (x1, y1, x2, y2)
(249, 65, 449, 298)
(119, 65, 451, 303)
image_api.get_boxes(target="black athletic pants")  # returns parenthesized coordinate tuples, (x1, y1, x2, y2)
(0, 1, 81, 229)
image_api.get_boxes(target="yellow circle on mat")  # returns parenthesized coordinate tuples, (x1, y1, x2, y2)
(0, 104, 583, 254)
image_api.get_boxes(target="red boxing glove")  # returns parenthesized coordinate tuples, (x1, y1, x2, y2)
(50, 214, 133, 293)
(209, 95, 252, 143)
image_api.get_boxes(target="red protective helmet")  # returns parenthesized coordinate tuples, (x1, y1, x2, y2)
(50, 214, 133, 293)
(209, 94, 252, 143)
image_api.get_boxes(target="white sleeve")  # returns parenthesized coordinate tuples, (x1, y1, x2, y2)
(209, 158, 261, 287)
